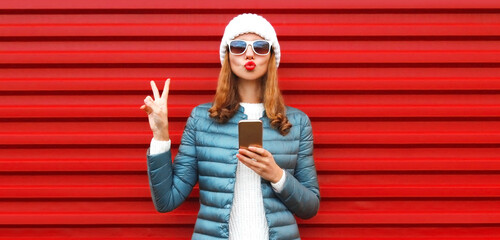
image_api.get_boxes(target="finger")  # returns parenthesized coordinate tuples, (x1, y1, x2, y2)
(143, 104, 153, 115)
(239, 158, 259, 172)
(144, 96, 159, 113)
(239, 148, 263, 161)
(237, 153, 264, 169)
(140, 104, 152, 114)
(150, 80, 160, 101)
(248, 146, 269, 157)
(161, 78, 170, 101)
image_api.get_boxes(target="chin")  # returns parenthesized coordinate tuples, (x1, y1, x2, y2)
(240, 73, 265, 81)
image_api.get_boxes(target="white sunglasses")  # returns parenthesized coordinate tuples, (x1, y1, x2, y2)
(228, 40, 271, 56)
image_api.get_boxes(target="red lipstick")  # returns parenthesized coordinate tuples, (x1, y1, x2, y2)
(244, 61, 256, 71)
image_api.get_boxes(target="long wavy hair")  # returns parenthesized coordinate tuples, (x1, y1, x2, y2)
(208, 50, 292, 136)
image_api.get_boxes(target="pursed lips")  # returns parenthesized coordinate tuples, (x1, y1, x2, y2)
(244, 61, 256, 71)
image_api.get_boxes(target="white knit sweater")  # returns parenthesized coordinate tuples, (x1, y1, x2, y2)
(149, 103, 286, 240)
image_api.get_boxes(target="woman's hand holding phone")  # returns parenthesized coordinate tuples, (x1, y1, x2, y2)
(237, 147, 284, 183)
(140, 79, 170, 141)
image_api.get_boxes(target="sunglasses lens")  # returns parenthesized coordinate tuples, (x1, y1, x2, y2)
(229, 40, 246, 54)
(253, 41, 270, 55)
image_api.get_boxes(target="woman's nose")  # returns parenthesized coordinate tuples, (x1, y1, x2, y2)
(245, 44, 255, 59)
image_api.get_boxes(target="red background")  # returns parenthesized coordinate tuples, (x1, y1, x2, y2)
(1, 0, 500, 239)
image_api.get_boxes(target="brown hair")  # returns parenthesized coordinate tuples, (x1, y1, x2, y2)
(208, 51, 292, 136)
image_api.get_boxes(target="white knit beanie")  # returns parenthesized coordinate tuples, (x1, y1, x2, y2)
(220, 13, 280, 67)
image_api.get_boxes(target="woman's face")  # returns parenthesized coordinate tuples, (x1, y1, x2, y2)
(229, 33, 271, 82)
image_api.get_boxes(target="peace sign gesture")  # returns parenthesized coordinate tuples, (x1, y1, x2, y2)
(140, 79, 170, 141)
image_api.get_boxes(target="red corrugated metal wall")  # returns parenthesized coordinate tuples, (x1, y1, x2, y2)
(1, 0, 500, 239)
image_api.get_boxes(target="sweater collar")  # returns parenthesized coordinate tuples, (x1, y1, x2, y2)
(236, 105, 268, 128)
(238, 103, 266, 118)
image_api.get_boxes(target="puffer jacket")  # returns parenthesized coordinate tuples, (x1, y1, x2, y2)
(147, 102, 320, 240)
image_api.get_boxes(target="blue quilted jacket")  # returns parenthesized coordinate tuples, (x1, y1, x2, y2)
(147, 103, 320, 240)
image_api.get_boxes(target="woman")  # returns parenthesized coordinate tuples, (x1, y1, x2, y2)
(140, 13, 320, 240)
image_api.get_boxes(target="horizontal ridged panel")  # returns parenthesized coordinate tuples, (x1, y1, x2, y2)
(1, 41, 499, 64)
(2, 212, 500, 225)
(1, 95, 500, 119)
(1, 69, 499, 94)
(1, 0, 499, 9)
(1, 0, 500, 239)
(1, 147, 499, 172)
(1, 14, 499, 37)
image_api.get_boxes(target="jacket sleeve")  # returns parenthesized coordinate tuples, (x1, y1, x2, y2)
(274, 114, 320, 219)
(146, 108, 198, 213)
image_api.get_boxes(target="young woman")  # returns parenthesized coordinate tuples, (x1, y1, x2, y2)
(140, 13, 320, 240)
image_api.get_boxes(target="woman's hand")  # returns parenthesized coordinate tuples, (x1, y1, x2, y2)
(237, 146, 283, 183)
(140, 79, 170, 141)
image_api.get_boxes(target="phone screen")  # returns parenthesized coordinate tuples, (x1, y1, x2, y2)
(238, 120, 263, 149)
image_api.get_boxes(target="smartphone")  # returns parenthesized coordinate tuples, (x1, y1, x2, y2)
(238, 120, 263, 149)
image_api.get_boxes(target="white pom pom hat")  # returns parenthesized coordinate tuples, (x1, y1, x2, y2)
(219, 13, 281, 67)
